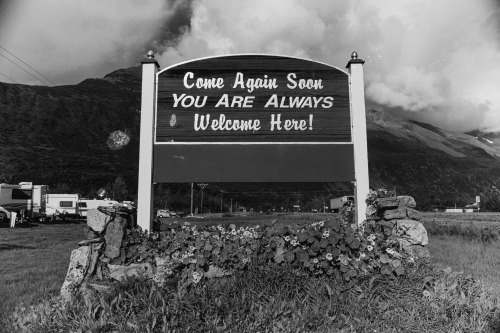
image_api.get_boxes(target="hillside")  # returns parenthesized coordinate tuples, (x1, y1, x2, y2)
(1, 67, 500, 210)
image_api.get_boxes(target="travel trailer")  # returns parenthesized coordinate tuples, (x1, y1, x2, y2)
(0, 182, 48, 221)
(46, 193, 81, 218)
(330, 196, 354, 213)
(78, 198, 119, 217)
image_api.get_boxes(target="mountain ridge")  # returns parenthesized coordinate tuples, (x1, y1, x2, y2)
(1, 66, 500, 210)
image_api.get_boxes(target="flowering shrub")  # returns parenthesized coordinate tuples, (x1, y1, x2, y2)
(123, 225, 409, 285)
(117, 189, 415, 285)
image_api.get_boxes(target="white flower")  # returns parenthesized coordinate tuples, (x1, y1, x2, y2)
(367, 245, 373, 251)
(360, 252, 366, 258)
(312, 258, 319, 264)
(326, 253, 333, 261)
(192, 271, 202, 284)
(386, 248, 394, 255)
(318, 221, 324, 227)
(284, 236, 290, 242)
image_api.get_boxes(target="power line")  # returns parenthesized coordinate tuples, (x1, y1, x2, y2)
(0, 71, 19, 84)
(0, 52, 49, 86)
(0, 44, 57, 86)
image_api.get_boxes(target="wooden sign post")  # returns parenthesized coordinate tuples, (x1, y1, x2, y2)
(137, 53, 369, 232)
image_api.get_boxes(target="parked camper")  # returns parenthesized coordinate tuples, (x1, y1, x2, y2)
(0, 182, 48, 221)
(330, 196, 354, 213)
(46, 193, 81, 218)
(78, 199, 119, 217)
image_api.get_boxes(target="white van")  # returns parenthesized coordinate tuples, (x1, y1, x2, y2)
(78, 198, 119, 217)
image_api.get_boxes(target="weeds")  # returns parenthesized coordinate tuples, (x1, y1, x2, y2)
(423, 220, 500, 242)
(9, 260, 500, 333)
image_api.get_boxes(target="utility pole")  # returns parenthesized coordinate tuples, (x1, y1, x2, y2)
(230, 198, 233, 212)
(190, 183, 194, 216)
(197, 183, 208, 214)
(220, 189, 224, 213)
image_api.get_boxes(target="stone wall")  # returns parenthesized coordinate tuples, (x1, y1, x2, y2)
(60, 196, 429, 302)
(365, 195, 429, 259)
(60, 207, 152, 302)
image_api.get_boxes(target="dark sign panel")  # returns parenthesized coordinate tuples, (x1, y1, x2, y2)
(156, 55, 350, 142)
(153, 55, 354, 182)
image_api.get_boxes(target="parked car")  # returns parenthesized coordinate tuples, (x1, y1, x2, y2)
(156, 209, 184, 218)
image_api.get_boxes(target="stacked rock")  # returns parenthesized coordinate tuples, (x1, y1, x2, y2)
(60, 207, 152, 302)
(365, 195, 429, 259)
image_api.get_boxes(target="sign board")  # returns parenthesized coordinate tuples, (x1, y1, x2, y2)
(138, 52, 369, 231)
(153, 55, 354, 183)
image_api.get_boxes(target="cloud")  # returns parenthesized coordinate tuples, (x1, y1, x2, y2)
(0, 0, 185, 85)
(155, 0, 500, 132)
(2, 0, 499, 132)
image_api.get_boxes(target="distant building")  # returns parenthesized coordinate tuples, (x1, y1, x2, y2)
(433, 196, 480, 213)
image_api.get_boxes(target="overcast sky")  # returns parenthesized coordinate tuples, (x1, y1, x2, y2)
(0, 0, 499, 132)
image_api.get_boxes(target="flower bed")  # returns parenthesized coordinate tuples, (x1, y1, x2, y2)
(60, 190, 429, 301)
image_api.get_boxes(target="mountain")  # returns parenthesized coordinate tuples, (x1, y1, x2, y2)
(0, 67, 142, 195)
(366, 110, 500, 208)
(1, 67, 500, 210)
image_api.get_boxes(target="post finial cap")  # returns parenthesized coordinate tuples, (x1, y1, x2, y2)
(346, 51, 364, 68)
(147, 50, 155, 59)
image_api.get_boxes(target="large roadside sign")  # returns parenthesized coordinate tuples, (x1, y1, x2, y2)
(153, 55, 354, 183)
(137, 53, 369, 231)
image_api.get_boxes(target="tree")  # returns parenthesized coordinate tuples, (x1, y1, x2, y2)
(110, 176, 128, 201)
(483, 186, 500, 212)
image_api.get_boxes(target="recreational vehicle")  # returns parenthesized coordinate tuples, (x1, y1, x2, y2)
(78, 198, 119, 217)
(0, 182, 48, 221)
(46, 193, 81, 218)
(330, 195, 354, 213)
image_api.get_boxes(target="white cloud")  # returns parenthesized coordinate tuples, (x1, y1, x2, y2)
(0, 0, 170, 85)
(157, 0, 500, 132)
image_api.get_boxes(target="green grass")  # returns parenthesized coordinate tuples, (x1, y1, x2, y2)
(0, 221, 84, 328)
(11, 262, 500, 332)
(2, 213, 500, 332)
(427, 235, 500, 297)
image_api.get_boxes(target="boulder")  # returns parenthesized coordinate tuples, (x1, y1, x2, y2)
(374, 196, 417, 210)
(397, 239, 430, 258)
(397, 196, 416, 208)
(78, 238, 104, 246)
(383, 208, 407, 220)
(83, 226, 100, 240)
(394, 219, 428, 246)
(104, 215, 127, 259)
(60, 246, 92, 302)
(406, 208, 422, 221)
(87, 243, 103, 277)
(108, 263, 153, 281)
(87, 209, 113, 233)
(374, 197, 399, 209)
(365, 205, 378, 220)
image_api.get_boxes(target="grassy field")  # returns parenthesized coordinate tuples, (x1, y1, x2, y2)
(1, 212, 500, 331)
(0, 221, 85, 329)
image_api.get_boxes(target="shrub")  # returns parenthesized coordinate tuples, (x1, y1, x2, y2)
(123, 190, 413, 286)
